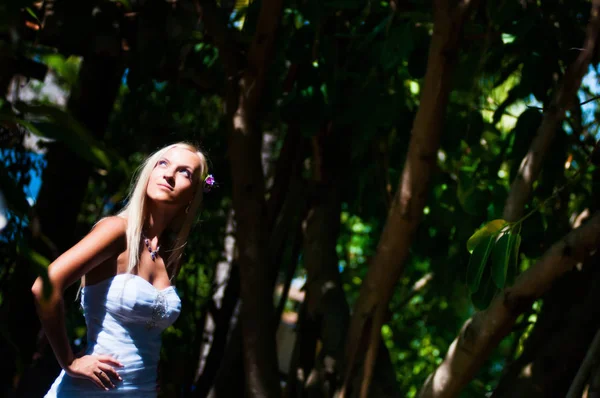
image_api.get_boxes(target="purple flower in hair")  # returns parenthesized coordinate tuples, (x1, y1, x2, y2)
(204, 174, 216, 193)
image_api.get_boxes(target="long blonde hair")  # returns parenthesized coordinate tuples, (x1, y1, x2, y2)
(118, 142, 209, 279)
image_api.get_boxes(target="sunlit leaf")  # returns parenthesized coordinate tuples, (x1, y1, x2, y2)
(25, 7, 40, 22)
(501, 33, 516, 44)
(466, 219, 507, 253)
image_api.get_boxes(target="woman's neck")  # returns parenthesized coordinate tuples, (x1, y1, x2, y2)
(144, 201, 177, 240)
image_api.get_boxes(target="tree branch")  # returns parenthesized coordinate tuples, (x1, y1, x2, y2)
(503, 0, 600, 222)
(418, 212, 600, 398)
(339, 1, 478, 397)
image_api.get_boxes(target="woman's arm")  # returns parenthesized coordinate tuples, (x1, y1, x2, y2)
(31, 216, 127, 387)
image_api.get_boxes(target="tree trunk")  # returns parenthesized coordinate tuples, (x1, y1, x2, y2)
(193, 210, 241, 397)
(211, 0, 284, 393)
(340, 1, 477, 397)
(286, 126, 400, 398)
(589, 357, 600, 398)
(298, 137, 350, 397)
(7, 55, 123, 397)
(207, 316, 246, 398)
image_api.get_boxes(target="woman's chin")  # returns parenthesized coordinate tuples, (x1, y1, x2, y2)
(146, 193, 179, 207)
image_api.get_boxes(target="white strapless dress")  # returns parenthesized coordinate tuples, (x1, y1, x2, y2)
(44, 274, 181, 397)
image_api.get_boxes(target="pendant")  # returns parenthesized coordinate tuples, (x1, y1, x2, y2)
(144, 237, 160, 262)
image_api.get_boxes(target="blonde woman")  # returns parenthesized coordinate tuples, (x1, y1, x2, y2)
(32, 142, 214, 396)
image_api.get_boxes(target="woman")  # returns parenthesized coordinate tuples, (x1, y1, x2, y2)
(31, 142, 213, 396)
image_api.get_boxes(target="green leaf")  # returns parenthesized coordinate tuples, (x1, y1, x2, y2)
(466, 219, 507, 253)
(506, 234, 522, 286)
(41, 54, 81, 86)
(14, 103, 113, 169)
(466, 236, 494, 293)
(25, 7, 40, 22)
(491, 232, 520, 288)
(471, 266, 497, 310)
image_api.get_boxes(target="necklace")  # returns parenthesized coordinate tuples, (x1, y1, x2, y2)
(142, 233, 160, 261)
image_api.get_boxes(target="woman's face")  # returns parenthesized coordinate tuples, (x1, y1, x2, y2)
(146, 147, 202, 209)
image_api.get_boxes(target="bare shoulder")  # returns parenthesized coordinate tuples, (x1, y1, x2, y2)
(41, 216, 129, 291)
(95, 216, 128, 231)
(90, 216, 128, 245)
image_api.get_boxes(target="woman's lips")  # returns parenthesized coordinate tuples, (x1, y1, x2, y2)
(157, 183, 173, 191)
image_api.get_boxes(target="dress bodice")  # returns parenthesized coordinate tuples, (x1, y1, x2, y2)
(44, 274, 181, 397)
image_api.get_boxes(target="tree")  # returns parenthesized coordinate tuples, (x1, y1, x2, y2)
(341, 1, 478, 396)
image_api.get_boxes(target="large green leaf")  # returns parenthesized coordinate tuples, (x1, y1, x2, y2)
(14, 103, 113, 169)
(492, 83, 530, 125)
(506, 234, 522, 286)
(471, 266, 497, 310)
(466, 219, 507, 253)
(491, 232, 520, 288)
(466, 235, 494, 293)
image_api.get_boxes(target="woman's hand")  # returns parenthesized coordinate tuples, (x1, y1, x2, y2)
(66, 355, 124, 390)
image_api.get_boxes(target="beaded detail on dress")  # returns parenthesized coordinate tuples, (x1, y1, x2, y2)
(146, 290, 169, 330)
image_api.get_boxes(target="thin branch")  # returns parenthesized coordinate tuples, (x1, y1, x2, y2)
(567, 329, 600, 398)
(397, 273, 434, 309)
(525, 94, 600, 112)
(580, 95, 600, 107)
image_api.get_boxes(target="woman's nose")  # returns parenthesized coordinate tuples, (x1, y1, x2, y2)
(163, 173, 175, 184)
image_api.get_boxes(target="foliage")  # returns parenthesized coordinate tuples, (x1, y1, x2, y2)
(1, 0, 599, 397)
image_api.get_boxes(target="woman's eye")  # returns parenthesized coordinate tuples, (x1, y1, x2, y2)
(158, 160, 167, 166)
(180, 170, 192, 179)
